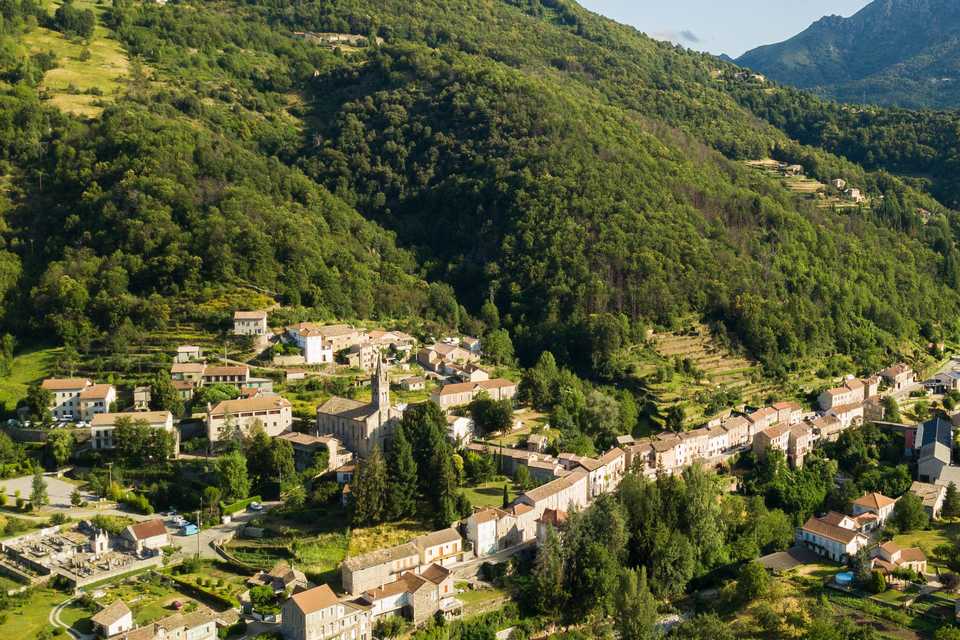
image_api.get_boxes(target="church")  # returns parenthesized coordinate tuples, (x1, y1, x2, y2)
(315, 360, 401, 458)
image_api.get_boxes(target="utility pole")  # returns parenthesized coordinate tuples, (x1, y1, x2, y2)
(196, 495, 202, 559)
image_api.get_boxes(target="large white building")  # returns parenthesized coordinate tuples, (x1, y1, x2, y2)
(90, 411, 176, 452)
(41, 378, 93, 421)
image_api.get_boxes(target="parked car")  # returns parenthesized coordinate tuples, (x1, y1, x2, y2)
(247, 502, 263, 512)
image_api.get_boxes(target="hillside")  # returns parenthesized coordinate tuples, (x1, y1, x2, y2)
(736, 0, 960, 108)
(0, 0, 959, 387)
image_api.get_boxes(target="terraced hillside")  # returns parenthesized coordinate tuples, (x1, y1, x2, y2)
(634, 325, 782, 428)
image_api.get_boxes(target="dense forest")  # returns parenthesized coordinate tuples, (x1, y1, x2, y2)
(2, 0, 960, 379)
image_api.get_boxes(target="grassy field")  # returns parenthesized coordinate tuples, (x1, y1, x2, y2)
(454, 582, 509, 615)
(0, 587, 71, 638)
(463, 478, 518, 508)
(348, 519, 433, 557)
(26, 0, 130, 118)
(0, 346, 60, 413)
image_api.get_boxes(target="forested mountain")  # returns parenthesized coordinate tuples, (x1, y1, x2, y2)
(2, 0, 960, 379)
(736, 0, 960, 108)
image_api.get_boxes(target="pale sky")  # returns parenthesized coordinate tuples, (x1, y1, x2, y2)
(578, 1, 872, 58)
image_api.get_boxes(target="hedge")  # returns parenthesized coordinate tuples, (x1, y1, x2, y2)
(220, 496, 262, 516)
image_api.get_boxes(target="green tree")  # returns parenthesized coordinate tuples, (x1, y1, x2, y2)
(387, 424, 418, 520)
(24, 383, 52, 424)
(615, 567, 658, 640)
(514, 464, 532, 490)
(353, 445, 388, 526)
(70, 488, 82, 507)
(666, 404, 685, 432)
(479, 300, 500, 331)
(944, 482, 960, 518)
(150, 373, 184, 416)
(30, 471, 48, 508)
(469, 396, 513, 436)
(890, 491, 929, 532)
(533, 524, 568, 617)
(45, 429, 74, 469)
(483, 329, 514, 365)
(870, 570, 887, 594)
(216, 450, 251, 502)
(736, 561, 770, 603)
(502, 484, 510, 508)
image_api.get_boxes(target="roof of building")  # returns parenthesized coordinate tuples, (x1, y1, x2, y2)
(234, 310, 267, 320)
(853, 492, 897, 510)
(91, 411, 172, 427)
(723, 416, 750, 431)
(680, 428, 709, 442)
(917, 416, 953, 453)
(528, 434, 547, 444)
(616, 435, 635, 445)
(171, 362, 206, 374)
(79, 384, 114, 400)
(91, 599, 132, 627)
(276, 431, 334, 447)
(599, 447, 625, 464)
(520, 469, 588, 504)
(471, 509, 502, 525)
(420, 563, 452, 584)
(414, 528, 461, 550)
(801, 516, 864, 545)
(910, 480, 945, 508)
(758, 423, 792, 440)
(811, 415, 842, 433)
(819, 512, 851, 527)
(127, 519, 167, 541)
(830, 402, 864, 415)
(364, 572, 426, 600)
(343, 542, 419, 572)
(510, 503, 534, 516)
(789, 422, 814, 439)
(899, 547, 927, 563)
(289, 584, 339, 614)
(317, 396, 377, 420)
(434, 378, 516, 397)
(41, 378, 92, 391)
(177, 345, 202, 353)
(882, 363, 913, 378)
(879, 541, 901, 556)
(155, 611, 214, 632)
(209, 396, 291, 416)
(773, 401, 802, 411)
(747, 407, 778, 423)
(402, 376, 425, 384)
(203, 365, 249, 377)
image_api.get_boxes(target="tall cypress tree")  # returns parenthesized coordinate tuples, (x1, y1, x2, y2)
(352, 445, 387, 526)
(615, 567, 658, 640)
(387, 424, 418, 520)
(533, 525, 567, 617)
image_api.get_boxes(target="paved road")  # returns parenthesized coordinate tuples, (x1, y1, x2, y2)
(51, 595, 94, 640)
(167, 502, 280, 559)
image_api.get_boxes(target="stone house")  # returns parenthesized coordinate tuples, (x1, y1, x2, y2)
(852, 492, 897, 527)
(430, 379, 518, 411)
(316, 362, 399, 457)
(207, 396, 293, 443)
(90, 411, 176, 452)
(78, 384, 117, 421)
(281, 584, 371, 640)
(91, 600, 133, 638)
(121, 519, 169, 556)
(233, 310, 268, 336)
(42, 378, 93, 421)
(277, 431, 352, 473)
(796, 514, 869, 562)
(881, 363, 914, 391)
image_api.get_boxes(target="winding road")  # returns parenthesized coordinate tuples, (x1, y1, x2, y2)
(50, 595, 93, 640)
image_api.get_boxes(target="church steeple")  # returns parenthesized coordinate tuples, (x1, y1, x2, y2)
(372, 357, 389, 410)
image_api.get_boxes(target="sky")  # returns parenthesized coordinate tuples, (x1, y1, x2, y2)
(577, 1, 872, 58)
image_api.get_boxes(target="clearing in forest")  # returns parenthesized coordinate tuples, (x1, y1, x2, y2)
(25, 0, 129, 118)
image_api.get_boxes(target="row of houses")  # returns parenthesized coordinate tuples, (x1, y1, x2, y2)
(284, 324, 416, 368)
(465, 447, 627, 556)
(169, 361, 274, 405)
(92, 601, 216, 640)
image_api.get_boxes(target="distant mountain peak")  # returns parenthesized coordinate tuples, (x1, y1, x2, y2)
(736, 0, 960, 107)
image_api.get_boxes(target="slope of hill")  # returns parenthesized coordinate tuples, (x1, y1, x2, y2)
(736, 0, 960, 108)
(1, 0, 960, 384)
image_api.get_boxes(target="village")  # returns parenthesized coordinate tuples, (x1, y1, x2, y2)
(2, 307, 960, 640)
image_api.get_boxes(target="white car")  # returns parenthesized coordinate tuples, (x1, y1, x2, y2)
(247, 502, 263, 512)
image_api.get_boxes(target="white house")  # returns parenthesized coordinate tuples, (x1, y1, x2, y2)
(122, 519, 169, 556)
(79, 384, 117, 421)
(797, 514, 869, 562)
(91, 600, 133, 638)
(174, 345, 204, 363)
(90, 411, 176, 452)
(851, 492, 897, 527)
(41, 378, 93, 421)
(445, 415, 474, 446)
(233, 310, 268, 336)
(286, 323, 336, 364)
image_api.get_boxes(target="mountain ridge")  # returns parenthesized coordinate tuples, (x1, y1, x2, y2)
(736, 0, 960, 107)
